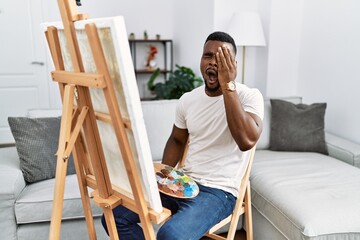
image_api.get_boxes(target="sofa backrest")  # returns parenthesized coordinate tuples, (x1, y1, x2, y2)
(27, 102, 177, 162)
(26, 96, 303, 160)
(27, 109, 62, 118)
(141, 96, 303, 158)
(142, 100, 178, 161)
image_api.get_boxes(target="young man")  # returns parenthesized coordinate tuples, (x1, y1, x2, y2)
(102, 31, 264, 240)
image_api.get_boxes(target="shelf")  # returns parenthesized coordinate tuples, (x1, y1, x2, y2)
(128, 39, 173, 99)
(135, 69, 171, 74)
(128, 39, 173, 76)
(129, 39, 172, 43)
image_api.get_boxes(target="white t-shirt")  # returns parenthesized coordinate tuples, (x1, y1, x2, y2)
(175, 83, 264, 196)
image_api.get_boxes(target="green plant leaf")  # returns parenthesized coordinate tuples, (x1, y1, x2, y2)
(146, 64, 203, 100)
(147, 68, 161, 92)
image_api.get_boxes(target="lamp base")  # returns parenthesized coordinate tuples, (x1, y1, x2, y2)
(241, 46, 246, 84)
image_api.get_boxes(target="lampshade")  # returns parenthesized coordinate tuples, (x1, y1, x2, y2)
(227, 12, 266, 47)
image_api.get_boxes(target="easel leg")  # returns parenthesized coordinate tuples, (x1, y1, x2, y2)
(72, 143, 97, 240)
(103, 207, 119, 240)
(49, 84, 76, 240)
(70, 108, 97, 240)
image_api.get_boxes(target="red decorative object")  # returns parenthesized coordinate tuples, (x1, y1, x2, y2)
(146, 45, 158, 69)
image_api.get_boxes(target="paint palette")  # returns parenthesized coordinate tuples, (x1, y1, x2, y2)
(154, 163, 199, 198)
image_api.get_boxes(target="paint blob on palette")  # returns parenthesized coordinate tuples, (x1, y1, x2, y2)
(154, 163, 199, 198)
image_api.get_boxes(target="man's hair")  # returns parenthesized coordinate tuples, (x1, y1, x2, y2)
(205, 31, 237, 55)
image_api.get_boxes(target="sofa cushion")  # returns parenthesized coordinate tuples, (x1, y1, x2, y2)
(257, 97, 302, 150)
(251, 150, 360, 240)
(16, 217, 108, 240)
(269, 99, 328, 154)
(8, 117, 75, 183)
(15, 174, 103, 224)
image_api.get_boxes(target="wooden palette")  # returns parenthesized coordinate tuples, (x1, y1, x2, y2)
(154, 163, 199, 199)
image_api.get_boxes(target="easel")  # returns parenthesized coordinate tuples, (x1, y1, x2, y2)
(44, 0, 171, 239)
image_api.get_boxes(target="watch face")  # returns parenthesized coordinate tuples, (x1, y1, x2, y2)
(228, 81, 236, 91)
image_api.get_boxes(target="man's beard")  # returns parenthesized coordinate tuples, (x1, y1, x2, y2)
(205, 81, 221, 93)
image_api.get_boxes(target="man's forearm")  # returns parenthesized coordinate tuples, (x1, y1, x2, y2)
(223, 90, 262, 150)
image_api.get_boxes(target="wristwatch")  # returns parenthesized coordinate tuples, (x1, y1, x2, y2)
(225, 81, 236, 92)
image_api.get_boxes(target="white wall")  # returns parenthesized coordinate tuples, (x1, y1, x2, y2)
(42, 0, 268, 95)
(265, 0, 304, 97)
(42, 0, 176, 100)
(39, 0, 360, 144)
(297, 0, 360, 143)
(172, 0, 214, 77)
(213, 0, 269, 92)
(260, 0, 360, 144)
(44, 0, 174, 39)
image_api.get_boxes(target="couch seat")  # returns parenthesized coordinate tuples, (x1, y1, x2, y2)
(15, 175, 103, 224)
(251, 150, 360, 240)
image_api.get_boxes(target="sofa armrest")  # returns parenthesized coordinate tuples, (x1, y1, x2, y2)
(0, 147, 25, 198)
(0, 147, 26, 239)
(325, 132, 360, 168)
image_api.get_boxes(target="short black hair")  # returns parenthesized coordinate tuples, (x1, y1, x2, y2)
(205, 31, 237, 55)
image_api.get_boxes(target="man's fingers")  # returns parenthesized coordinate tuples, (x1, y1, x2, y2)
(216, 48, 225, 69)
(223, 46, 236, 69)
(216, 51, 222, 68)
(217, 47, 228, 69)
(218, 45, 236, 70)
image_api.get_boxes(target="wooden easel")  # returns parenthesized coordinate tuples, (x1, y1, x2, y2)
(44, 0, 171, 239)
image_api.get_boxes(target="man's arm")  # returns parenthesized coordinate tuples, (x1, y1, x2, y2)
(216, 45, 263, 151)
(223, 93, 263, 151)
(161, 125, 189, 167)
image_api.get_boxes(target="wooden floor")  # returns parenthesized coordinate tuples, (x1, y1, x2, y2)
(201, 229, 246, 240)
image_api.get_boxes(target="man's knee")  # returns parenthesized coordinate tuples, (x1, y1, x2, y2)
(157, 223, 201, 240)
(157, 223, 176, 240)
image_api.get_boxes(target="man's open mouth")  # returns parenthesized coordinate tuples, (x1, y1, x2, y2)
(206, 68, 218, 83)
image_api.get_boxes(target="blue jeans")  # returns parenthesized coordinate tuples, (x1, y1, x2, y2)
(101, 184, 236, 240)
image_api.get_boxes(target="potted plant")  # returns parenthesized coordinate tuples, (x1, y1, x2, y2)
(147, 64, 203, 100)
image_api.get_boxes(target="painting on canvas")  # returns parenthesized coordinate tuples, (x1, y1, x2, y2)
(42, 16, 162, 213)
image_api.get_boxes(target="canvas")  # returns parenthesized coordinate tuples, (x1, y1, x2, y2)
(42, 16, 163, 213)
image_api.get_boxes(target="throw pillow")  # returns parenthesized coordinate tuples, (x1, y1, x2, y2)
(269, 99, 328, 155)
(8, 117, 76, 183)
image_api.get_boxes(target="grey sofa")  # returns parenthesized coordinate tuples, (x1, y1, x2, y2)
(1, 97, 360, 240)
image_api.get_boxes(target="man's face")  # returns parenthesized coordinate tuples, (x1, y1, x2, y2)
(200, 40, 235, 94)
